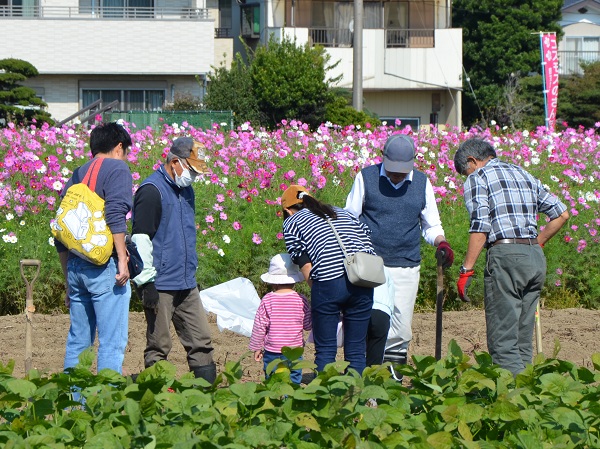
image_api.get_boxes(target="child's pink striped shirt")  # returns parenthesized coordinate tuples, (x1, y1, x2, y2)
(249, 291, 312, 353)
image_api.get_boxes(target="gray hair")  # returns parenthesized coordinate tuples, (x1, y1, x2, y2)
(453, 138, 497, 175)
(166, 151, 178, 164)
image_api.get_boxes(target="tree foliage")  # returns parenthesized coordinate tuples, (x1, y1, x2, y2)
(453, 0, 563, 126)
(204, 54, 263, 127)
(164, 91, 203, 111)
(0, 58, 53, 126)
(325, 87, 381, 128)
(558, 61, 600, 129)
(205, 36, 377, 129)
(250, 36, 338, 129)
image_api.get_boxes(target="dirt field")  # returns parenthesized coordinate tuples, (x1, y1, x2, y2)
(1, 308, 599, 380)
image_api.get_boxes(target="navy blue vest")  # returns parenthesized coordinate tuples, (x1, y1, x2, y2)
(141, 168, 198, 290)
(360, 164, 427, 267)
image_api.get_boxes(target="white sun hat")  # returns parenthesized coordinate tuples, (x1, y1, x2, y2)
(260, 253, 305, 284)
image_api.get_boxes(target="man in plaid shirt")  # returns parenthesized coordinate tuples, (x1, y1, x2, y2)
(453, 138, 569, 376)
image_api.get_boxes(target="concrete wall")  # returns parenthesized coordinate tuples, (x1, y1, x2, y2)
(0, 19, 215, 75)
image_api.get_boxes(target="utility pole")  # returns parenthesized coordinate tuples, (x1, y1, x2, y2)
(352, 0, 363, 111)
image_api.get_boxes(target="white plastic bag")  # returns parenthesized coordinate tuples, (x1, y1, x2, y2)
(199, 277, 261, 337)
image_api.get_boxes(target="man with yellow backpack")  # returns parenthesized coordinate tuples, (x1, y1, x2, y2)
(53, 122, 133, 375)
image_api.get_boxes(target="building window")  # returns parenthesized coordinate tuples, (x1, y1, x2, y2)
(241, 4, 260, 38)
(78, 0, 154, 17)
(0, 0, 39, 17)
(82, 89, 165, 111)
(380, 116, 420, 130)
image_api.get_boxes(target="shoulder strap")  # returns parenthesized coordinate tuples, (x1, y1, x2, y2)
(81, 158, 104, 193)
(326, 218, 350, 260)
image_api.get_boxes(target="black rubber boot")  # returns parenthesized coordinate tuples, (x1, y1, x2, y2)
(383, 348, 407, 382)
(192, 363, 217, 384)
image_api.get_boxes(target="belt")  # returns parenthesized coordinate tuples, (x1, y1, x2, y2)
(492, 238, 538, 246)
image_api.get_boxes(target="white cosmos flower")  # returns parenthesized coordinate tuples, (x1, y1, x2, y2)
(222, 235, 231, 244)
(217, 249, 225, 257)
(5, 214, 14, 221)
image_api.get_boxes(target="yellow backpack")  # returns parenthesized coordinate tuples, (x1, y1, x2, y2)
(50, 158, 114, 265)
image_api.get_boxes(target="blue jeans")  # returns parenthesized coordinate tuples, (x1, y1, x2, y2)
(263, 350, 303, 384)
(311, 274, 373, 374)
(64, 257, 131, 374)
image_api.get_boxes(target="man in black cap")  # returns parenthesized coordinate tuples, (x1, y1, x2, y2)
(345, 133, 454, 379)
(131, 136, 216, 382)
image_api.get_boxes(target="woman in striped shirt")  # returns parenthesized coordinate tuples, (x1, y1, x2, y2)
(281, 185, 375, 374)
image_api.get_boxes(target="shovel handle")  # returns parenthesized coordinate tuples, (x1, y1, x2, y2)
(20, 259, 40, 373)
(434, 262, 444, 360)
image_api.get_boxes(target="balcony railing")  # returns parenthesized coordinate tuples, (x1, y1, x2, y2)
(215, 27, 231, 38)
(386, 29, 434, 48)
(558, 50, 600, 75)
(0, 5, 209, 20)
(309, 27, 435, 49)
(310, 28, 353, 48)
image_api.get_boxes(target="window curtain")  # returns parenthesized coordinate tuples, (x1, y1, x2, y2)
(146, 90, 165, 111)
(82, 90, 100, 109)
(103, 0, 124, 17)
(335, 2, 353, 46)
(364, 2, 381, 29)
(21, 0, 36, 16)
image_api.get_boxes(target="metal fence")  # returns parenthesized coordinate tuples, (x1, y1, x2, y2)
(558, 51, 600, 76)
(103, 110, 234, 131)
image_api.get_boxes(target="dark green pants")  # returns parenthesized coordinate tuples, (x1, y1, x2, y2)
(484, 243, 546, 376)
(144, 287, 214, 370)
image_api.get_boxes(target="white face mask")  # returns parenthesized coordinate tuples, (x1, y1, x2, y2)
(174, 160, 194, 188)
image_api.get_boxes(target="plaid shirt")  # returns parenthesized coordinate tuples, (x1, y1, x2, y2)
(463, 158, 567, 244)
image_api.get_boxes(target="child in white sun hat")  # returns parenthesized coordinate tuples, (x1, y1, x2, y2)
(249, 253, 312, 384)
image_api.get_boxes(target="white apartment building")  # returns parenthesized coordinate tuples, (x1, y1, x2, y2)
(0, 0, 233, 122)
(559, 0, 600, 75)
(230, 0, 463, 128)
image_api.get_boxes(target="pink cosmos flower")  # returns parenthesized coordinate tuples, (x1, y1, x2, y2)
(276, 232, 284, 240)
(233, 221, 242, 231)
(205, 215, 215, 224)
(252, 233, 262, 245)
(220, 212, 228, 220)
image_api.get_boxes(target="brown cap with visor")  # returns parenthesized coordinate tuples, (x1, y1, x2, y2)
(170, 137, 208, 174)
(281, 185, 311, 209)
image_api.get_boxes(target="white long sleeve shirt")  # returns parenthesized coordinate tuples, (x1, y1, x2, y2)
(344, 165, 444, 247)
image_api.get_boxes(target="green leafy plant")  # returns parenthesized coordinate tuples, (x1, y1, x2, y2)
(0, 341, 599, 447)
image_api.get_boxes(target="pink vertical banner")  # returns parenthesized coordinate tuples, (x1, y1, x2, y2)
(541, 32, 559, 130)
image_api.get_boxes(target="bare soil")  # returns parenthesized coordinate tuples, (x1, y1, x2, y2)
(1, 308, 599, 379)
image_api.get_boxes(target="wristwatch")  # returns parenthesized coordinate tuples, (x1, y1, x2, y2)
(460, 265, 473, 274)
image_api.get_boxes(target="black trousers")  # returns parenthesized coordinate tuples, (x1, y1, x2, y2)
(366, 309, 391, 367)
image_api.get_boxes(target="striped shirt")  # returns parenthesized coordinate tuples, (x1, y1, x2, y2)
(248, 291, 312, 353)
(283, 207, 376, 281)
(464, 158, 567, 244)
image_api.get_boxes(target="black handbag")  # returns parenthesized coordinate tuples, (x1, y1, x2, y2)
(125, 235, 144, 279)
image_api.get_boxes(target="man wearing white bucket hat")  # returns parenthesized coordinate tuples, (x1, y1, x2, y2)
(249, 253, 312, 384)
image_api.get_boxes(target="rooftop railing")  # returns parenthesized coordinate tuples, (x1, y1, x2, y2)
(0, 5, 209, 20)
